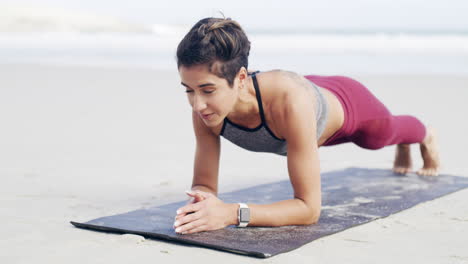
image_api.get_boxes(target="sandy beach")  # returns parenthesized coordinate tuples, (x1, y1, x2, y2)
(1, 64, 468, 263)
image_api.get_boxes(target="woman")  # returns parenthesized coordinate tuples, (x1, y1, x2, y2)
(172, 17, 440, 235)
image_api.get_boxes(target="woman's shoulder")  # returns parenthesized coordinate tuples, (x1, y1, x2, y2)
(257, 69, 314, 105)
(256, 68, 300, 81)
(257, 69, 316, 127)
(257, 69, 311, 93)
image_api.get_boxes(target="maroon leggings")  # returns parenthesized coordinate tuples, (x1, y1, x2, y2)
(304, 75, 426, 149)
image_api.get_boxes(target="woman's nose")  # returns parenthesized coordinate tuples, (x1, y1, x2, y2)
(192, 96, 207, 112)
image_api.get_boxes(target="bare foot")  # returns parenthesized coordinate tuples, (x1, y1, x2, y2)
(393, 144, 413, 175)
(417, 126, 441, 176)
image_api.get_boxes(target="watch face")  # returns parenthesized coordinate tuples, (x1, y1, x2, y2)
(239, 208, 250, 222)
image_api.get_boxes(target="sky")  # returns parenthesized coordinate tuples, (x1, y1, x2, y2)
(1, 0, 468, 32)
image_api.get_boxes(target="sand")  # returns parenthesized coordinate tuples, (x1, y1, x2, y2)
(1, 64, 467, 263)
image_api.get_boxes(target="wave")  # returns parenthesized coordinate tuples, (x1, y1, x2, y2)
(0, 4, 196, 37)
(1, 31, 468, 54)
(0, 4, 153, 34)
(1, 32, 467, 74)
(249, 34, 468, 54)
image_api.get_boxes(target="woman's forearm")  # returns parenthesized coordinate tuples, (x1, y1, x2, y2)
(227, 198, 321, 227)
(191, 184, 217, 196)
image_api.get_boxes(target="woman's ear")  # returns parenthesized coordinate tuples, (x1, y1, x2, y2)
(237, 67, 248, 88)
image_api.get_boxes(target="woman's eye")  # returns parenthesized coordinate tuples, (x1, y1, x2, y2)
(184, 90, 214, 94)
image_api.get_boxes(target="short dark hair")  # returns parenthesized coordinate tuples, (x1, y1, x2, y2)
(176, 17, 251, 87)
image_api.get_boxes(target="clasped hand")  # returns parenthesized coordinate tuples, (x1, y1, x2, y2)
(173, 190, 232, 234)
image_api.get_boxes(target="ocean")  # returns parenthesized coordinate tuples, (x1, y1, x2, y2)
(1, 1, 468, 75)
(1, 30, 467, 75)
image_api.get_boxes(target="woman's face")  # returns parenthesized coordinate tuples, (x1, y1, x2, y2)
(179, 64, 241, 127)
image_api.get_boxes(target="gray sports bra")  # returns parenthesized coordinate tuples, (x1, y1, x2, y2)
(220, 70, 328, 156)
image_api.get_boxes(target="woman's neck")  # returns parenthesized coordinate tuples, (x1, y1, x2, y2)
(228, 75, 259, 122)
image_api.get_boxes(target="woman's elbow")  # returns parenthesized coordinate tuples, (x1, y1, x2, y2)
(304, 207, 321, 225)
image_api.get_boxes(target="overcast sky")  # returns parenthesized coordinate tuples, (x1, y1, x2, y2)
(1, 0, 468, 31)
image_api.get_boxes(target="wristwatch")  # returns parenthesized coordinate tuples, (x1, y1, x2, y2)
(236, 203, 250, 227)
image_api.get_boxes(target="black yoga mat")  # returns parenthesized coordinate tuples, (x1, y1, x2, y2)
(71, 167, 468, 258)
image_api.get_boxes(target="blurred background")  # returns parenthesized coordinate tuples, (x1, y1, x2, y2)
(1, 0, 468, 74)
